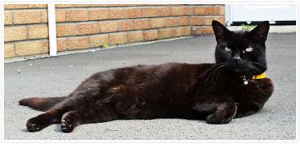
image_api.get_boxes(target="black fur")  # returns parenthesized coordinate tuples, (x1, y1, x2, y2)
(19, 20, 274, 133)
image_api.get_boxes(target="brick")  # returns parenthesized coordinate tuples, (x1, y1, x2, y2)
(77, 4, 98, 7)
(221, 7, 225, 15)
(184, 7, 190, 15)
(78, 23, 99, 35)
(41, 11, 48, 23)
(67, 37, 88, 50)
(158, 7, 171, 17)
(136, 20, 150, 30)
(178, 17, 190, 26)
(143, 8, 158, 17)
(89, 34, 108, 47)
(88, 9, 108, 20)
(127, 31, 143, 43)
(55, 4, 76, 8)
(127, 8, 143, 18)
(119, 21, 135, 31)
(42, 41, 49, 53)
(109, 33, 127, 45)
(98, 4, 117, 7)
(15, 41, 42, 56)
(204, 17, 225, 25)
(99, 21, 118, 33)
(172, 7, 185, 16)
(56, 10, 66, 22)
(43, 39, 67, 52)
(165, 18, 178, 27)
(56, 25, 77, 37)
(192, 7, 221, 15)
(66, 10, 88, 21)
(13, 11, 40, 24)
(4, 44, 14, 58)
(4, 27, 27, 42)
(4, 4, 26, 9)
(151, 18, 165, 28)
(151, 4, 165, 6)
(203, 4, 216, 6)
(117, 4, 134, 6)
(56, 39, 67, 51)
(28, 25, 49, 39)
(191, 27, 214, 35)
(135, 4, 150, 6)
(158, 29, 172, 39)
(109, 9, 126, 19)
(28, 4, 47, 8)
(172, 27, 184, 37)
(191, 17, 203, 25)
(184, 27, 191, 35)
(41, 10, 64, 23)
(4, 11, 12, 25)
(165, 4, 178, 6)
(144, 30, 158, 41)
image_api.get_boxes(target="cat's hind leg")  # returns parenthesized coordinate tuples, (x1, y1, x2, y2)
(26, 96, 92, 132)
(60, 103, 117, 133)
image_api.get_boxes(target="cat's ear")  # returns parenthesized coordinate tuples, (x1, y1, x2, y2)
(250, 21, 270, 43)
(212, 20, 230, 43)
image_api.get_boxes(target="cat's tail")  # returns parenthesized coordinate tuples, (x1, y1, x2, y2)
(19, 96, 67, 112)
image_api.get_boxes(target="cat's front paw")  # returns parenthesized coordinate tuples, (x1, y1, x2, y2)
(61, 112, 79, 133)
(206, 103, 237, 124)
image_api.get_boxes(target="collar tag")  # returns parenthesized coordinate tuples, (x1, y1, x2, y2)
(243, 76, 248, 85)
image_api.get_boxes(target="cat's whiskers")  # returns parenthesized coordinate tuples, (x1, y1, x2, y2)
(210, 65, 225, 82)
(248, 63, 264, 75)
(250, 62, 267, 69)
(214, 65, 227, 81)
(199, 63, 225, 79)
(198, 64, 222, 79)
(205, 64, 225, 83)
(243, 66, 254, 77)
(205, 66, 220, 83)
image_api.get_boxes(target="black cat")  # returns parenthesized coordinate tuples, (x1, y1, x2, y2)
(19, 20, 274, 133)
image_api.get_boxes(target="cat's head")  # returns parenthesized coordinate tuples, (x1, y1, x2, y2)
(212, 20, 270, 77)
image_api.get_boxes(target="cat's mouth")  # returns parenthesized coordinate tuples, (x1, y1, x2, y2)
(233, 65, 246, 74)
(235, 67, 242, 73)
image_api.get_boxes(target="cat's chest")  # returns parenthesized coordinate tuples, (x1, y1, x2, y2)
(196, 73, 271, 98)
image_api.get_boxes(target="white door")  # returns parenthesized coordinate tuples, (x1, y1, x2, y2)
(225, 4, 296, 25)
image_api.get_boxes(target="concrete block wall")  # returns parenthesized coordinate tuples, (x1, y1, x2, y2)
(4, 4, 225, 59)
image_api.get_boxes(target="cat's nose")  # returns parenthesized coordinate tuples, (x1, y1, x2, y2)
(233, 55, 241, 63)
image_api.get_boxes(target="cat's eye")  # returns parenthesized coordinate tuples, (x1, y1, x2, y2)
(245, 47, 253, 52)
(225, 47, 231, 52)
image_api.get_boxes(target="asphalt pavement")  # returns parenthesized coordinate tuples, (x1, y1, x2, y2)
(4, 33, 296, 140)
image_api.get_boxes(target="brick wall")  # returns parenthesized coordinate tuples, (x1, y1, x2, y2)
(4, 4, 225, 59)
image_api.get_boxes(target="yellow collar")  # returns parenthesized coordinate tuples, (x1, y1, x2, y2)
(240, 72, 266, 80)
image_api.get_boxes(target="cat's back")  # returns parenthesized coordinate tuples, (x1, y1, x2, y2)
(78, 62, 215, 100)
(119, 62, 215, 86)
(93, 62, 212, 84)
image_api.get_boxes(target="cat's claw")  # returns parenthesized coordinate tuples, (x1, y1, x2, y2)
(61, 120, 74, 132)
(61, 114, 78, 133)
(26, 118, 44, 132)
